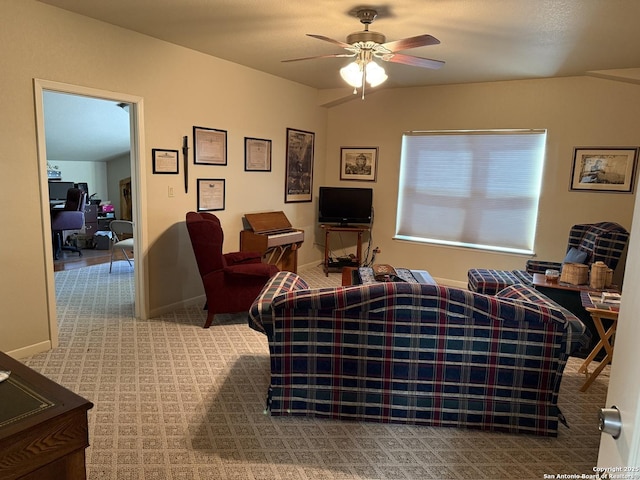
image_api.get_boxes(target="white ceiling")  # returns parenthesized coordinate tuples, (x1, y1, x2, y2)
(44, 91, 131, 163)
(37, 0, 640, 90)
(37, 0, 640, 162)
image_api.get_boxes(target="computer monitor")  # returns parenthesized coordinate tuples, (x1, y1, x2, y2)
(48, 181, 75, 201)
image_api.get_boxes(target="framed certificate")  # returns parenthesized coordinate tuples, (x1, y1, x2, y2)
(152, 149, 179, 174)
(244, 137, 272, 172)
(197, 178, 225, 211)
(193, 126, 227, 165)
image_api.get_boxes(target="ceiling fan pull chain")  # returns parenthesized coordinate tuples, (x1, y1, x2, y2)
(361, 67, 366, 100)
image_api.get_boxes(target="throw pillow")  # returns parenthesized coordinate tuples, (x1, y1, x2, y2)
(563, 247, 588, 264)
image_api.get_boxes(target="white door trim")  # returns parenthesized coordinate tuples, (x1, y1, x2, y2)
(34, 79, 148, 347)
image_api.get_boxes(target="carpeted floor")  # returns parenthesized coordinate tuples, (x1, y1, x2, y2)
(22, 261, 611, 479)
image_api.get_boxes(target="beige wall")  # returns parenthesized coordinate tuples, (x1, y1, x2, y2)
(0, 0, 327, 356)
(327, 78, 640, 285)
(106, 154, 132, 218)
(54, 160, 109, 201)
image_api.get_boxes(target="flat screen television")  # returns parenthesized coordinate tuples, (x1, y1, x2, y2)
(318, 186, 373, 226)
(48, 181, 75, 201)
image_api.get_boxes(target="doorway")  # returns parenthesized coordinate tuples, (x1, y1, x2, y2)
(34, 79, 147, 347)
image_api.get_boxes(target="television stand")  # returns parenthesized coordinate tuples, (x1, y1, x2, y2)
(321, 224, 369, 276)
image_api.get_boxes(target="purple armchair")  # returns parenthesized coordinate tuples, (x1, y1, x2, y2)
(186, 211, 279, 328)
(51, 188, 86, 260)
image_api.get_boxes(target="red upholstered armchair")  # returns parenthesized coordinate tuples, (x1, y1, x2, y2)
(186, 212, 279, 328)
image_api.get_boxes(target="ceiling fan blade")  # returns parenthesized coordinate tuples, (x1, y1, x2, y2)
(385, 52, 445, 69)
(306, 34, 353, 49)
(381, 34, 440, 52)
(282, 53, 355, 63)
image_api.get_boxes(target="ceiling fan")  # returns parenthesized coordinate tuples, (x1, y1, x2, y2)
(283, 8, 444, 98)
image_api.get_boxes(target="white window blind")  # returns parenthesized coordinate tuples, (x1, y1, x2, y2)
(395, 130, 546, 254)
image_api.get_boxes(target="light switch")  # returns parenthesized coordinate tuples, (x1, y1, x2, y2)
(168, 186, 175, 197)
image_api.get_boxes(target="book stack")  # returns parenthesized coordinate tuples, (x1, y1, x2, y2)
(601, 292, 621, 304)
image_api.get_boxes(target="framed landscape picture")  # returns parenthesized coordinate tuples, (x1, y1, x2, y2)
(570, 147, 638, 193)
(340, 147, 378, 182)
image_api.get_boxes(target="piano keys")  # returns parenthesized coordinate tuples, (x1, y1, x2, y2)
(240, 211, 304, 273)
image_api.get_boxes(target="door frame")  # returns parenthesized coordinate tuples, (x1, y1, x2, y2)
(34, 79, 148, 347)
(597, 186, 640, 468)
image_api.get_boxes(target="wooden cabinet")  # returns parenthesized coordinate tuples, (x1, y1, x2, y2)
(0, 352, 93, 480)
(83, 204, 98, 237)
(97, 212, 116, 231)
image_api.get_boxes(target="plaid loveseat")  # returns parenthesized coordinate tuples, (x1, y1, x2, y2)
(249, 272, 588, 436)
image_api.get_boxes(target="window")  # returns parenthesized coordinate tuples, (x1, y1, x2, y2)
(395, 129, 547, 254)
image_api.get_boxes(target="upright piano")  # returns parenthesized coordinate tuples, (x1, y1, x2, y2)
(240, 211, 304, 273)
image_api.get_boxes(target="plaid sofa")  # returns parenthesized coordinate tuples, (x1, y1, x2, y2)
(249, 271, 588, 436)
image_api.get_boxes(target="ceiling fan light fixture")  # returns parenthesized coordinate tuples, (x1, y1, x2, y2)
(340, 62, 363, 88)
(365, 61, 387, 87)
(339, 59, 387, 96)
(282, 7, 443, 99)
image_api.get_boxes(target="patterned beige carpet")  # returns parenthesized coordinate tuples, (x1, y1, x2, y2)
(22, 262, 610, 479)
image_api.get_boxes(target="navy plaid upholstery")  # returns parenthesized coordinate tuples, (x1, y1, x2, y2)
(249, 272, 585, 436)
(511, 269, 534, 284)
(525, 260, 563, 275)
(526, 222, 629, 274)
(495, 285, 589, 352)
(467, 268, 521, 294)
(470, 222, 628, 296)
(249, 271, 310, 337)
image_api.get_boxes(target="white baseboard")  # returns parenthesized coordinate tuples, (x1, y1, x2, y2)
(148, 294, 206, 319)
(298, 260, 325, 271)
(6, 340, 52, 360)
(433, 277, 468, 289)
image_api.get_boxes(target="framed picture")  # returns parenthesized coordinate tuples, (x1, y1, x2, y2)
(340, 147, 378, 182)
(193, 126, 227, 165)
(152, 148, 179, 174)
(197, 178, 225, 211)
(570, 147, 639, 193)
(244, 137, 272, 172)
(285, 128, 314, 203)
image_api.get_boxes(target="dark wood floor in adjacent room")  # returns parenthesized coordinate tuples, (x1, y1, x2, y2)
(54, 248, 111, 272)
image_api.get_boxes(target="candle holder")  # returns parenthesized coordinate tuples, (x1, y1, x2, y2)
(545, 269, 560, 283)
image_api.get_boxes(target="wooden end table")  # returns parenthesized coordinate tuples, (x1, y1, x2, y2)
(577, 291, 620, 392)
(531, 273, 618, 360)
(342, 266, 358, 286)
(0, 352, 93, 480)
(342, 267, 436, 286)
